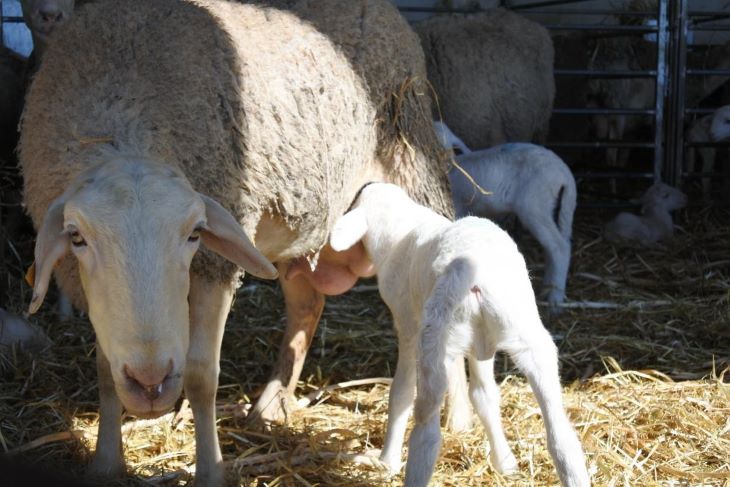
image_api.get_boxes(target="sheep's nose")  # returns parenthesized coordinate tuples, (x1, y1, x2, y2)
(37, 8, 63, 24)
(123, 360, 174, 402)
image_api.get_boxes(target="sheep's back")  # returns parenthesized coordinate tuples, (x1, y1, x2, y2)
(416, 9, 555, 150)
(20, 0, 378, 295)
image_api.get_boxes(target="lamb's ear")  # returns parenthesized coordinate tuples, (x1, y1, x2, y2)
(28, 198, 70, 314)
(198, 194, 278, 280)
(330, 207, 368, 252)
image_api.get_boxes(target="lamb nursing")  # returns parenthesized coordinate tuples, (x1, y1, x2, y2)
(19, 0, 452, 483)
(329, 183, 590, 487)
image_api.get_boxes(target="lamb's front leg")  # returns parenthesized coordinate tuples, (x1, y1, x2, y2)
(380, 336, 417, 474)
(250, 262, 325, 425)
(88, 344, 125, 478)
(185, 276, 235, 487)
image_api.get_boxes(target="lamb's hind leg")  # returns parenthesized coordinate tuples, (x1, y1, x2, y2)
(518, 211, 570, 308)
(250, 262, 325, 425)
(467, 343, 518, 475)
(506, 327, 590, 487)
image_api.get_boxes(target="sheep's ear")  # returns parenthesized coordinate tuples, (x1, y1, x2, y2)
(198, 194, 278, 280)
(330, 207, 368, 252)
(28, 198, 70, 314)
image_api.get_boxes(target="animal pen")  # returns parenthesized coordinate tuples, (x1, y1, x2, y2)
(0, 1, 728, 486)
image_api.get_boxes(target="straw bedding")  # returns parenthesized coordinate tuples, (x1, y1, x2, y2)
(0, 206, 728, 485)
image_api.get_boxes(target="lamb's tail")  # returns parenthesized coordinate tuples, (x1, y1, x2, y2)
(554, 169, 577, 242)
(414, 257, 475, 424)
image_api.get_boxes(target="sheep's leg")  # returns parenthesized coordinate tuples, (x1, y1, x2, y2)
(88, 344, 125, 478)
(57, 288, 73, 321)
(699, 147, 715, 202)
(250, 262, 325, 425)
(444, 355, 472, 432)
(467, 348, 518, 475)
(518, 212, 570, 308)
(506, 329, 590, 487)
(185, 277, 235, 487)
(380, 336, 417, 474)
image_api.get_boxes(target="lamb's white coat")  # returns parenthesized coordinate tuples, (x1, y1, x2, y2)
(604, 182, 687, 246)
(433, 123, 576, 306)
(330, 183, 590, 487)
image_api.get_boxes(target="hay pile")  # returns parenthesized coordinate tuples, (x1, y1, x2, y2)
(1, 207, 728, 485)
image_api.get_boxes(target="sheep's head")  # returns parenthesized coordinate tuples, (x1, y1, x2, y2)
(20, 0, 75, 47)
(710, 105, 730, 142)
(640, 182, 687, 213)
(28, 158, 277, 417)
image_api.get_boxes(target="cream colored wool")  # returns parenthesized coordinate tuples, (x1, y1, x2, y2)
(20, 0, 452, 310)
(416, 9, 555, 150)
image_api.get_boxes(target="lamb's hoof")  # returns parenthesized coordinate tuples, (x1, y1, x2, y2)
(491, 450, 519, 476)
(378, 453, 402, 477)
(247, 382, 293, 428)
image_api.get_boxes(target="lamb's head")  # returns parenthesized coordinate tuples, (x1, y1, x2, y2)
(640, 182, 688, 213)
(330, 183, 415, 266)
(710, 105, 730, 142)
(432, 120, 471, 155)
(28, 157, 277, 417)
(20, 0, 75, 48)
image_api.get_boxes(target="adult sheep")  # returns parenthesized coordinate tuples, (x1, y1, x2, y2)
(19, 0, 452, 484)
(415, 9, 555, 150)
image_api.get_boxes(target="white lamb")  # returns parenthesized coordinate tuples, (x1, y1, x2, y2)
(686, 105, 730, 201)
(330, 183, 590, 487)
(432, 121, 576, 307)
(604, 182, 687, 247)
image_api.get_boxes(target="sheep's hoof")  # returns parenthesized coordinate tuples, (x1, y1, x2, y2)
(247, 382, 294, 428)
(87, 455, 126, 480)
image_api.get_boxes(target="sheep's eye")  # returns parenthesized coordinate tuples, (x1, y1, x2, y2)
(188, 228, 202, 243)
(70, 231, 86, 247)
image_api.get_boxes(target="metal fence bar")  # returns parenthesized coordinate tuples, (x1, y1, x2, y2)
(553, 108, 655, 115)
(654, 0, 669, 184)
(685, 69, 730, 76)
(554, 69, 657, 78)
(548, 141, 655, 149)
(545, 24, 658, 32)
(508, 0, 592, 11)
(667, 0, 688, 187)
(519, 9, 656, 16)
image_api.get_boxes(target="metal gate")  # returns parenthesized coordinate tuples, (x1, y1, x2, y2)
(399, 0, 730, 206)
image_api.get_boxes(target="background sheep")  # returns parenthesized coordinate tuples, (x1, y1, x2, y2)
(435, 124, 576, 308)
(415, 9, 555, 150)
(329, 183, 590, 487)
(0, 306, 51, 352)
(604, 182, 687, 246)
(19, 0, 452, 482)
(686, 105, 730, 201)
